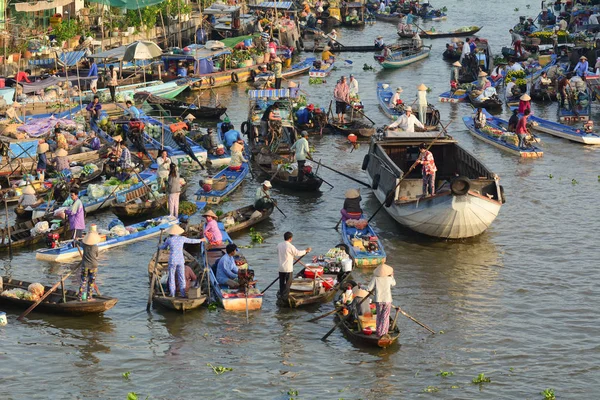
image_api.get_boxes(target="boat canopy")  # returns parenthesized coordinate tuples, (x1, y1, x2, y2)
(250, 1, 296, 10)
(161, 45, 231, 75)
(248, 89, 299, 99)
(89, 45, 130, 61)
(203, 5, 242, 14)
(18, 76, 93, 94)
(28, 51, 87, 68)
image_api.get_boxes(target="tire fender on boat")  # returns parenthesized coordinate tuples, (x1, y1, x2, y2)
(361, 154, 370, 170)
(371, 174, 380, 190)
(499, 185, 506, 204)
(241, 121, 250, 136)
(231, 72, 239, 83)
(209, 76, 216, 86)
(450, 176, 471, 196)
(384, 191, 394, 207)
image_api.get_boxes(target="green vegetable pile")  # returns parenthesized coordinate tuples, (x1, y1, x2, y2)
(249, 227, 264, 243)
(309, 77, 324, 85)
(178, 201, 197, 216)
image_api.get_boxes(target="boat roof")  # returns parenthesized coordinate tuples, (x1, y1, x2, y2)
(203, 5, 242, 14)
(344, 2, 364, 7)
(250, 1, 296, 10)
(161, 45, 231, 62)
(248, 89, 299, 99)
(28, 50, 86, 68)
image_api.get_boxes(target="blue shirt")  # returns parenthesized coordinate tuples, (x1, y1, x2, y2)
(469, 42, 476, 52)
(37, 153, 47, 170)
(223, 129, 242, 148)
(295, 108, 312, 125)
(216, 254, 238, 285)
(177, 67, 187, 77)
(406, 14, 414, 24)
(126, 106, 140, 119)
(88, 63, 98, 78)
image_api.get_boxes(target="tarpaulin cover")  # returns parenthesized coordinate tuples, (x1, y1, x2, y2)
(28, 51, 87, 68)
(18, 76, 93, 94)
(17, 116, 77, 138)
(15, 0, 73, 12)
(0, 140, 38, 164)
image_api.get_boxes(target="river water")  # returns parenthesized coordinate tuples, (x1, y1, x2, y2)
(2, 1, 600, 398)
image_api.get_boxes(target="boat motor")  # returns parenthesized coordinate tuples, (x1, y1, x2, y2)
(237, 268, 255, 290)
(46, 232, 60, 248)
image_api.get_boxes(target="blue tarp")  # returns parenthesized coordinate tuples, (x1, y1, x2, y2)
(0, 140, 38, 164)
(252, 2, 295, 10)
(28, 51, 87, 68)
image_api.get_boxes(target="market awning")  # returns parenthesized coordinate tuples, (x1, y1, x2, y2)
(87, 0, 164, 9)
(251, 2, 296, 10)
(248, 89, 298, 98)
(15, 0, 73, 12)
(161, 45, 231, 62)
(88, 45, 129, 61)
(18, 76, 92, 94)
(203, 5, 241, 14)
(28, 51, 87, 68)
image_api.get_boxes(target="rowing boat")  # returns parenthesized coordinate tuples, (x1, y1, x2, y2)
(0, 276, 118, 315)
(111, 182, 189, 219)
(309, 60, 335, 78)
(340, 219, 387, 267)
(36, 215, 178, 262)
(371, 12, 400, 23)
(195, 163, 249, 204)
(278, 267, 351, 308)
(327, 120, 376, 138)
(377, 83, 441, 130)
(255, 58, 315, 85)
(420, 26, 482, 38)
(135, 92, 227, 120)
(218, 203, 275, 234)
(0, 216, 69, 252)
(527, 115, 600, 145)
(374, 46, 431, 69)
(256, 162, 324, 191)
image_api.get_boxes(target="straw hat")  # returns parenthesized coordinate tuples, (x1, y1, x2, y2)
(451, 37, 460, 43)
(113, 135, 123, 142)
(396, 87, 403, 92)
(37, 143, 49, 154)
(262, 180, 272, 188)
(452, 61, 462, 67)
(580, 56, 587, 60)
(377, 35, 383, 39)
(301, 130, 309, 137)
(373, 263, 394, 277)
(520, 94, 531, 101)
(204, 178, 213, 185)
(417, 83, 428, 91)
(184, 114, 196, 121)
(345, 188, 360, 199)
(478, 71, 488, 77)
(404, 106, 412, 112)
(56, 148, 68, 157)
(82, 224, 101, 245)
(202, 210, 218, 219)
(167, 224, 185, 236)
(22, 185, 35, 195)
(352, 285, 369, 298)
(323, 46, 331, 51)
(230, 142, 244, 153)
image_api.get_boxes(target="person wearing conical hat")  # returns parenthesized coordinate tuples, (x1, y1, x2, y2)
(367, 264, 396, 337)
(573, 55, 589, 78)
(341, 188, 363, 222)
(385, 106, 424, 136)
(450, 61, 461, 90)
(17, 184, 41, 208)
(321, 45, 334, 64)
(78, 224, 101, 301)
(36, 142, 49, 181)
(389, 87, 403, 109)
(202, 210, 223, 246)
(518, 93, 532, 115)
(351, 285, 372, 321)
(416, 83, 428, 126)
(159, 224, 205, 297)
(272, 56, 283, 89)
(53, 148, 70, 174)
(477, 70, 491, 91)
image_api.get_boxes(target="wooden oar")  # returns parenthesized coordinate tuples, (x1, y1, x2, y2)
(3, 197, 12, 258)
(17, 261, 82, 321)
(307, 157, 371, 188)
(321, 289, 374, 341)
(395, 306, 435, 334)
(146, 228, 165, 311)
(261, 254, 307, 294)
(368, 120, 453, 223)
(334, 217, 343, 230)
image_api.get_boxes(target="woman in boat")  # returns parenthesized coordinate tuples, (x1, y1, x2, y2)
(474, 108, 486, 129)
(476, 71, 490, 91)
(515, 109, 531, 149)
(229, 142, 247, 171)
(54, 148, 70, 174)
(321, 46, 335, 64)
(351, 285, 371, 321)
(65, 189, 85, 239)
(78, 225, 100, 301)
(18, 184, 41, 208)
(167, 164, 181, 218)
(157, 150, 172, 191)
(366, 264, 396, 337)
(202, 210, 223, 246)
(36, 143, 49, 181)
(518, 93, 532, 114)
(341, 188, 362, 221)
(417, 143, 437, 197)
(450, 61, 461, 90)
(490, 63, 505, 82)
(255, 180, 274, 211)
(159, 224, 205, 298)
(573, 56, 589, 78)
(216, 243, 240, 289)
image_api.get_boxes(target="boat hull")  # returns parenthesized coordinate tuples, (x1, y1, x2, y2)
(378, 48, 430, 69)
(529, 117, 600, 144)
(153, 295, 207, 312)
(341, 220, 386, 267)
(463, 117, 543, 157)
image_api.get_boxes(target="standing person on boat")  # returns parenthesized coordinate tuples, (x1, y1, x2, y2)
(107, 65, 118, 103)
(508, 109, 519, 132)
(159, 225, 205, 298)
(558, 74, 571, 109)
(290, 131, 311, 182)
(405, 9, 415, 31)
(36, 143, 49, 181)
(474, 108, 487, 129)
(366, 264, 396, 337)
(460, 37, 471, 62)
(65, 189, 85, 239)
(518, 94, 532, 114)
(216, 244, 240, 289)
(573, 56, 589, 77)
(341, 188, 363, 221)
(334, 76, 350, 124)
(384, 106, 424, 135)
(86, 95, 102, 125)
(272, 56, 283, 89)
(157, 150, 172, 191)
(417, 143, 437, 197)
(202, 210, 223, 246)
(389, 87, 404, 108)
(87, 59, 98, 94)
(167, 164, 181, 218)
(515, 109, 531, 149)
(78, 225, 100, 301)
(348, 74, 359, 97)
(119, 141, 132, 171)
(261, 102, 281, 145)
(412, 31, 422, 50)
(54, 148, 70, 174)
(397, 14, 408, 34)
(255, 180, 274, 211)
(108, 135, 123, 165)
(416, 83, 428, 126)
(509, 29, 523, 57)
(277, 232, 311, 301)
(450, 61, 461, 90)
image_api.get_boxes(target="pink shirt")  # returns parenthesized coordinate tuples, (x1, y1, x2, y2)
(516, 115, 529, 134)
(333, 82, 349, 102)
(204, 219, 222, 244)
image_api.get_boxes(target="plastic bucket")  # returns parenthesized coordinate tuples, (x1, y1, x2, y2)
(0, 78, 5, 88)
(0, 311, 7, 326)
(341, 258, 353, 272)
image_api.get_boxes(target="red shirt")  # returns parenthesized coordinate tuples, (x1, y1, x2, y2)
(516, 115, 529, 134)
(16, 71, 31, 83)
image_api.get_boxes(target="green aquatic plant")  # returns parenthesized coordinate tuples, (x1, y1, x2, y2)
(127, 393, 138, 400)
(249, 227, 264, 243)
(207, 302, 218, 311)
(207, 363, 233, 374)
(438, 370, 454, 377)
(472, 373, 491, 384)
(122, 371, 131, 380)
(514, 7, 519, 11)
(541, 388, 556, 400)
(548, 174, 553, 179)
(423, 386, 439, 393)
(572, 179, 578, 185)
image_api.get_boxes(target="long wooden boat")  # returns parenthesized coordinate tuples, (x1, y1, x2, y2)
(195, 162, 249, 204)
(371, 12, 401, 23)
(527, 115, 600, 145)
(0, 216, 69, 252)
(363, 135, 504, 239)
(327, 120, 376, 138)
(254, 57, 315, 86)
(421, 26, 482, 38)
(376, 83, 440, 130)
(81, 79, 190, 101)
(36, 215, 178, 262)
(463, 116, 543, 158)
(148, 249, 207, 312)
(468, 91, 503, 111)
(219, 203, 275, 234)
(341, 220, 387, 267)
(309, 61, 335, 78)
(0, 276, 118, 315)
(110, 183, 189, 219)
(257, 162, 324, 191)
(375, 46, 431, 69)
(136, 92, 227, 120)
(278, 268, 351, 308)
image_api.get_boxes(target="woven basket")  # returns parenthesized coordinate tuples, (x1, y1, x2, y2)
(212, 177, 228, 191)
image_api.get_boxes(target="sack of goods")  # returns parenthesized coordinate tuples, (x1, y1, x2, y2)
(109, 225, 129, 237)
(30, 221, 50, 236)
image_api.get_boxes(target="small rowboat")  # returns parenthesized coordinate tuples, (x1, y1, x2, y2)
(371, 12, 400, 23)
(468, 91, 503, 111)
(420, 26, 482, 38)
(438, 89, 468, 103)
(340, 219, 386, 267)
(35, 215, 178, 262)
(309, 61, 335, 78)
(327, 120, 376, 138)
(377, 83, 441, 130)
(135, 92, 227, 120)
(218, 203, 275, 235)
(257, 163, 324, 191)
(0, 216, 69, 252)
(0, 276, 118, 315)
(463, 116, 543, 158)
(110, 183, 189, 219)
(148, 249, 207, 312)
(527, 115, 600, 145)
(254, 58, 315, 86)
(195, 163, 249, 204)
(374, 46, 431, 69)
(278, 268, 351, 308)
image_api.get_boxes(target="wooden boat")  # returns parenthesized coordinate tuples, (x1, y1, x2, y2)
(195, 162, 249, 204)
(332, 292, 400, 348)
(527, 115, 600, 145)
(110, 183, 189, 219)
(309, 60, 335, 78)
(377, 83, 440, 130)
(363, 135, 504, 239)
(468, 90, 503, 111)
(135, 92, 227, 120)
(421, 26, 482, 39)
(327, 120, 376, 138)
(218, 203, 275, 234)
(463, 116, 543, 158)
(304, 42, 411, 53)
(36, 215, 178, 262)
(278, 268, 351, 308)
(255, 57, 315, 86)
(442, 47, 461, 61)
(0, 276, 118, 315)
(148, 249, 207, 312)
(0, 216, 69, 252)
(372, 12, 401, 23)
(374, 46, 431, 69)
(558, 87, 592, 122)
(438, 89, 468, 103)
(257, 162, 324, 191)
(340, 220, 387, 267)
(79, 79, 191, 101)
(418, 9, 447, 20)
(340, 2, 366, 27)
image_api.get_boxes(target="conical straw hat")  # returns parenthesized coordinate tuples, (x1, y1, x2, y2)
(520, 94, 531, 101)
(345, 188, 360, 199)
(82, 224, 101, 245)
(417, 83, 428, 91)
(373, 263, 394, 277)
(167, 225, 185, 236)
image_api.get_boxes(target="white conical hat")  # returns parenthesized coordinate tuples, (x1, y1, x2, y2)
(373, 263, 394, 277)
(452, 61, 461, 67)
(22, 185, 35, 195)
(82, 224, 101, 245)
(167, 224, 185, 235)
(417, 83, 428, 91)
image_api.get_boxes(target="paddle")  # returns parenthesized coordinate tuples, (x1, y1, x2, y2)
(3, 196, 11, 258)
(368, 120, 453, 224)
(316, 174, 334, 188)
(17, 261, 82, 321)
(349, 106, 377, 126)
(307, 157, 371, 188)
(334, 217, 343, 230)
(147, 228, 165, 311)
(395, 305, 435, 334)
(321, 289, 374, 341)
(260, 254, 307, 295)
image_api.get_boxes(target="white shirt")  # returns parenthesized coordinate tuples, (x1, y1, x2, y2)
(349, 78, 359, 95)
(508, 63, 524, 72)
(378, 2, 386, 12)
(367, 276, 396, 303)
(417, 90, 427, 106)
(277, 241, 307, 273)
(389, 92, 402, 106)
(388, 113, 424, 132)
(157, 156, 172, 179)
(505, 81, 516, 96)
(462, 42, 471, 55)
